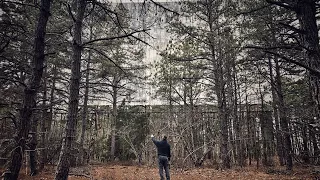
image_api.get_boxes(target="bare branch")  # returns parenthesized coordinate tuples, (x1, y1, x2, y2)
(0, 76, 27, 87)
(236, 4, 271, 16)
(149, 0, 180, 15)
(247, 45, 320, 77)
(82, 29, 150, 46)
(264, 50, 317, 75)
(84, 46, 127, 75)
(2, 0, 39, 8)
(129, 34, 152, 47)
(246, 44, 302, 51)
(266, 0, 295, 10)
(278, 22, 303, 34)
(67, 3, 76, 22)
(0, 40, 10, 54)
(87, 82, 122, 89)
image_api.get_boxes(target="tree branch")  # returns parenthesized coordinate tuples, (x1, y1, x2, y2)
(82, 29, 150, 46)
(84, 46, 127, 75)
(149, 0, 180, 15)
(266, 0, 295, 10)
(2, 0, 38, 8)
(0, 76, 27, 87)
(245, 45, 320, 76)
(0, 40, 10, 54)
(263, 50, 316, 75)
(67, 3, 76, 22)
(236, 4, 271, 16)
(278, 22, 303, 34)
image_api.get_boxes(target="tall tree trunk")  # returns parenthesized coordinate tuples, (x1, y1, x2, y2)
(245, 89, 252, 166)
(78, 52, 90, 164)
(39, 65, 48, 171)
(308, 105, 319, 163)
(301, 121, 310, 164)
(267, 0, 320, 165)
(275, 56, 293, 170)
(295, 1, 320, 161)
(216, 66, 230, 169)
(205, 0, 230, 168)
(28, 116, 38, 176)
(3, 0, 51, 179)
(259, 81, 267, 166)
(55, 0, 86, 179)
(40, 64, 57, 166)
(233, 63, 243, 167)
(110, 78, 118, 160)
(47, 65, 57, 134)
(259, 78, 274, 167)
(79, 25, 92, 164)
(267, 56, 284, 166)
(226, 57, 235, 165)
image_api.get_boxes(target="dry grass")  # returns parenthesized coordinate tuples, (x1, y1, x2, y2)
(2, 163, 317, 180)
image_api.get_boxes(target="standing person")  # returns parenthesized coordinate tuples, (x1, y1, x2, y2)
(151, 134, 171, 180)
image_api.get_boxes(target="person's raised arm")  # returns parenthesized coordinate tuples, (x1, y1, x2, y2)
(151, 134, 157, 145)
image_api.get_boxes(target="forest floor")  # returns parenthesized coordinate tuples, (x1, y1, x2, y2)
(4, 163, 319, 180)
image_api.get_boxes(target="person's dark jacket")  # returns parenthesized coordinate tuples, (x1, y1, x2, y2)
(152, 137, 171, 160)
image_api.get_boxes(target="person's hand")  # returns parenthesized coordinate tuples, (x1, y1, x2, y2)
(151, 134, 154, 138)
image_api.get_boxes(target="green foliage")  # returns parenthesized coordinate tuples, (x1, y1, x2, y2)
(283, 77, 314, 121)
(94, 136, 110, 162)
(115, 105, 150, 161)
(88, 3, 146, 101)
(154, 37, 207, 104)
(283, 77, 310, 106)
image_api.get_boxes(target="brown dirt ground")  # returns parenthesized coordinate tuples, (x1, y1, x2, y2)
(2, 164, 318, 180)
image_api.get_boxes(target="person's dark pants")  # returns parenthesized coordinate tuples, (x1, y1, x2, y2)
(158, 155, 170, 180)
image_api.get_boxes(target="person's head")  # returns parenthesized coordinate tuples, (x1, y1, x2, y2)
(163, 136, 167, 141)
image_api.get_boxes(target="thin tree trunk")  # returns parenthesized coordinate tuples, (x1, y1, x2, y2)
(259, 81, 267, 166)
(28, 116, 38, 176)
(309, 113, 319, 163)
(217, 70, 230, 169)
(233, 63, 243, 167)
(39, 66, 48, 171)
(3, 0, 51, 178)
(189, 81, 197, 165)
(245, 90, 252, 166)
(110, 78, 118, 160)
(267, 56, 284, 166)
(206, 2, 230, 168)
(40, 65, 57, 166)
(47, 65, 57, 134)
(55, 0, 86, 178)
(79, 53, 90, 164)
(301, 122, 310, 163)
(275, 56, 293, 170)
(79, 26, 92, 164)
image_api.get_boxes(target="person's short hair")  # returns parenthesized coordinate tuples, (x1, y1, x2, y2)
(163, 136, 167, 141)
